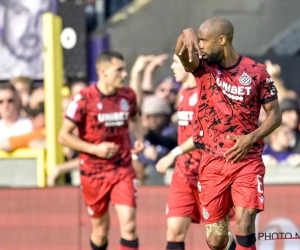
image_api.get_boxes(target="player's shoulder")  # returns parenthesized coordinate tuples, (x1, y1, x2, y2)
(179, 87, 198, 107)
(241, 56, 268, 74)
(117, 86, 136, 99)
(71, 85, 95, 104)
(76, 85, 95, 98)
(81, 85, 96, 95)
(180, 87, 189, 96)
(182, 86, 197, 97)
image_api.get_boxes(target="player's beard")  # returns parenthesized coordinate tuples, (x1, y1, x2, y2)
(205, 48, 223, 65)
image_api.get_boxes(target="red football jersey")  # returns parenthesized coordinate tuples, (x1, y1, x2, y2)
(174, 87, 202, 181)
(65, 85, 138, 173)
(191, 55, 278, 159)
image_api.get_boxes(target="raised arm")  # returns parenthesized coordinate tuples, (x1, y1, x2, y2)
(141, 54, 168, 93)
(129, 55, 154, 106)
(175, 28, 201, 72)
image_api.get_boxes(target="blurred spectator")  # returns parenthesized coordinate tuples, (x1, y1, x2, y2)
(142, 54, 168, 94)
(10, 76, 34, 107)
(0, 102, 45, 151)
(262, 123, 300, 168)
(28, 87, 44, 109)
(280, 98, 300, 152)
(154, 76, 178, 109)
(70, 81, 88, 98)
(265, 60, 298, 103)
(0, 0, 53, 80)
(0, 83, 32, 141)
(47, 158, 79, 187)
(130, 54, 180, 111)
(280, 98, 300, 131)
(130, 55, 154, 105)
(143, 54, 180, 111)
(138, 95, 177, 168)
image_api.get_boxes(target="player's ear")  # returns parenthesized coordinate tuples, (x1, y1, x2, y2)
(219, 35, 226, 46)
(101, 68, 107, 76)
(96, 64, 107, 76)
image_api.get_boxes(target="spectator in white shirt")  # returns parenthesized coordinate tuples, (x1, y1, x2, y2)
(0, 82, 32, 141)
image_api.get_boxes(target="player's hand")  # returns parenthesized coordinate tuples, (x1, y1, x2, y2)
(224, 134, 255, 163)
(156, 153, 176, 175)
(131, 55, 155, 74)
(179, 28, 201, 62)
(92, 142, 120, 159)
(131, 140, 144, 155)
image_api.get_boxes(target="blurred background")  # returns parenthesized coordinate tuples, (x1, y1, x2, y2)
(0, 0, 300, 249)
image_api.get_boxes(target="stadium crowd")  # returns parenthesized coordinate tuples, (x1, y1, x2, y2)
(0, 55, 300, 187)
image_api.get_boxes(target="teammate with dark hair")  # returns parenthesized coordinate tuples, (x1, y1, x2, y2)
(59, 50, 144, 250)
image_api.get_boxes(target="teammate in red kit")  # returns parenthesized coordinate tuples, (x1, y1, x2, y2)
(156, 54, 201, 250)
(156, 54, 236, 250)
(171, 17, 282, 250)
(58, 51, 144, 250)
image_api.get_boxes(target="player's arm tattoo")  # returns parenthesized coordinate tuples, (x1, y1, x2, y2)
(205, 219, 229, 238)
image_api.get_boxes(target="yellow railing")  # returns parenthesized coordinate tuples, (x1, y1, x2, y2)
(43, 13, 64, 179)
(0, 13, 65, 188)
(0, 149, 46, 187)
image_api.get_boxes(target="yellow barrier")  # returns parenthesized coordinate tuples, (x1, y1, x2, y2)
(0, 13, 65, 188)
(0, 149, 46, 187)
(42, 13, 64, 177)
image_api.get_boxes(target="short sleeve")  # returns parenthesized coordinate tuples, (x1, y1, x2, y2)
(129, 89, 138, 117)
(65, 92, 86, 124)
(259, 68, 278, 104)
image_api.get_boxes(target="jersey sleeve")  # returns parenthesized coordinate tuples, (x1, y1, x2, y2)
(259, 68, 278, 104)
(65, 92, 86, 124)
(129, 88, 138, 117)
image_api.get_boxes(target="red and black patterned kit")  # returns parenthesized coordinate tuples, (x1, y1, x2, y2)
(65, 85, 138, 218)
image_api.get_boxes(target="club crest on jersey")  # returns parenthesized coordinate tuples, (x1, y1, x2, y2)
(202, 207, 209, 220)
(260, 195, 264, 204)
(239, 72, 252, 85)
(87, 206, 94, 216)
(189, 93, 198, 106)
(97, 103, 103, 110)
(120, 98, 130, 111)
